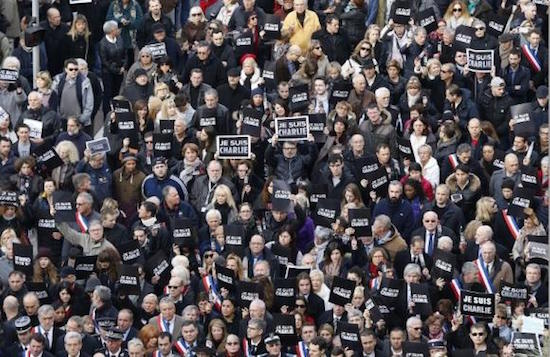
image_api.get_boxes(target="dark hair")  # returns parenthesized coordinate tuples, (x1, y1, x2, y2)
(325, 14, 339, 24)
(447, 84, 462, 97)
(441, 121, 455, 139)
(409, 162, 422, 172)
(64, 58, 78, 68)
(15, 123, 30, 132)
(309, 336, 327, 350)
(327, 153, 343, 165)
(404, 178, 425, 201)
(158, 331, 173, 342)
(140, 201, 157, 216)
(456, 163, 470, 174)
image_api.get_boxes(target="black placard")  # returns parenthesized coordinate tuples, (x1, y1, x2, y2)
(33, 141, 63, 172)
(119, 265, 140, 295)
(215, 264, 236, 291)
(526, 235, 548, 262)
(353, 156, 380, 180)
(13, 243, 33, 278)
(262, 61, 276, 93)
(460, 290, 495, 318)
(52, 191, 75, 222)
(511, 103, 536, 137)
(271, 243, 292, 268)
(153, 133, 172, 158)
(500, 282, 529, 302)
(235, 34, 253, 61)
(74, 255, 98, 280)
(199, 108, 217, 128)
(172, 218, 196, 246)
(224, 224, 246, 256)
(415, 8, 437, 33)
(338, 322, 361, 352)
(86, 137, 111, 155)
(272, 179, 291, 211)
(410, 283, 432, 316)
(118, 240, 141, 264)
(263, 14, 281, 40)
(391, 0, 411, 24)
(288, 85, 309, 113)
(111, 99, 132, 113)
(454, 26, 475, 52)
(26, 282, 50, 304)
(285, 264, 311, 278)
(329, 81, 352, 106)
(512, 332, 542, 355)
(348, 208, 371, 237)
(147, 42, 167, 60)
(492, 149, 505, 171)
(369, 166, 390, 197)
(238, 281, 263, 308)
(430, 248, 456, 282)
(313, 198, 340, 228)
(273, 278, 296, 308)
(466, 49, 494, 73)
(144, 251, 170, 282)
(0, 191, 18, 206)
(308, 113, 326, 143)
(116, 112, 139, 149)
(507, 186, 535, 218)
(520, 165, 539, 191)
(402, 342, 429, 357)
(159, 119, 174, 134)
(379, 277, 402, 306)
(329, 276, 356, 306)
(486, 13, 507, 38)
(526, 308, 549, 327)
(273, 314, 298, 346)
(216, 135, 251, 159)
(241, 108, 262, 137)
(364, 298, 384, 323)
(396, 136, 415, 161)
(0, 69, 18, 83)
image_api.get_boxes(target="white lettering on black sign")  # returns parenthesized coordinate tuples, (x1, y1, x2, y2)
(120, 276, 137, 285)
(333, 287, 351, 299)
(123, 249, 140, 261)
(153, 260, 169, 276)
(200, 117, 216, 127)
(15, 256, 31, 266)
(317, 208, 336, 219)
(275, 288, 294, 297)
(467, 49, 494, 73)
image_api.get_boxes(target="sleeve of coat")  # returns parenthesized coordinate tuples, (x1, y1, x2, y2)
(56, 222, 86, 247)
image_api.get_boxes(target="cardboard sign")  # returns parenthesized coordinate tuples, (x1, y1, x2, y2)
(521, 165, 539, 191)
(500, 282, 529, 302)
(235, 34, 253, 57)
(216, 135, 251, 159)
(379, 277, 402, 306)
(338, 322, 361, 352)
(329, 81, 352, 106)
(410, 283, 432, 316)
(416, 8, 437, 33)
(147, 42, 167, 60)
(262, 61, 276, 93)
(153, 133, 172, 158)
(511, 103, 536, 137)
(263, 14, 281, 41)
(33, 142, 63, 172)
(454, 26, 475, 52)
(273, 314, 298, 346)
(512, 332, 542, 355)
(364, 298, 384, 323)
(460, 290, 495, 318)
(172, 218, 196, 246)
(369, 166, 390, 197)
(313, 198, 340, 228)
(52, 191, 75, 222)
(198, 108, 217, 128)
(13, 243, 33, 277)
(289, 84, 309, 113)
(215, 264, 236, 291)
(430, 248, 456, 281)
(0, 69, 18, 83)
(526, 235, 548, 262)
(353, 156, 380, 180)
(224, 224, 246, 256)
(241, 108, 262, 137)
(308, 113, 326, 143)
(116, 112, 139, 149)
(391, 0, 411, 24)
(527, 308, 549, 327)
(26, 282, 50, 304)
(272, 179, 292, 211)
(486, 13, 507, 38)
(491, 149, 505, 170)
(111, 99, 132, 113)
(466, 49, 494, 73)
(402, 342, 429, 357)
(118, 240, 141, 264)
(119, 265, 140, 295)
(23, 119, 43, 139)
(507, 186, 535, 217)
(273, 278, 296, 308)
(74, 255, 98, 280)
(144, 251, 170, 282)
(521, 316, 545, 335)
(348, 208, 371, 237)
(86, 137, 111, 155)
(271, 243, 292, 267)
(0, 191, 18, 206)
(285, 264, 311, 278)
(238, 281, 263, 308)
(309, 183, 328, 207)
(159, 119, 174, 134)
(396, 136, 415, 161)
(329, 276, 356, 306)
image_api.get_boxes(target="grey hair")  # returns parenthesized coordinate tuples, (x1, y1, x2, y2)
(414, 27, 427, 37)
(94, 285, 111, 302)
(437, 236, 454, 251)
(541, 155, 549, 167)
(406, 316, 422, 329)
(67, 315, 83, 328)
(2, 56, 21, 71)
(314, 226, 331, 242)
(375, 87, 390, 98)
(28, 91, 43, 101)
(77, 191, 94, 204)
(127, 338, 144, 350)
(139, 47, 152, 56)
(64, 331, 82, 344)
(461, 261, 477, 275)
(103, 20, 119, 35)
(38, 304, 54, 316)
(204, 88, 218, 99)
(205, 209, 222, 221)
(373, 214, 392, 230)
(249, 299, 266, 311)
(309, 269, 324, 281)
(75, 58, 88, 67)
(248, 318, 266, 332)
(403, 263, 421, 277)
(159, 296, 175, 307)
(347, 308, 362, 319)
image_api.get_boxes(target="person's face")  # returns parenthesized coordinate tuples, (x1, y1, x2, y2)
(423, 213, 438, 232)
(393, 24, 405, 36)
(212, 32, 224, 47)
(29, 339, 44, 356)
(408, 321, 423, 339)
(247, 324, 262, 339)
(327, 19, 339, 34)
(39, 312, 54, 330)
(207, 163, 222, 183)
(481, 246, 496, 263)
(367, 108, 381, 124)
(328, 160, 343, 178)
(474, 24, 486, 38)
(117, 313, 132, 331)
(128, 345, 145, 357)
(88, 224, 103, 242)
(388, 185, 401, 202)
(330, 248, 342, 262)
(455, 169, 468, 184)
(364, 67, 376, 78)
(389, 330, 404, 349)
(153, 163, 168, 178)
(221, 300, 234, 317)
(190, 72, 203, 87)
(468, 120, 481, 138)
(492, 85, 505, 97)
(65, 337, 82, 356)
(226, 336, 240, 353)
(160, 302, 175, 320)
(352, 293, 364, 307)
(505, 157, 519, 174)
(182, 325, 198, 343)
(482, 145, 494, 161)
(107, 339, 122, 353)
(513, 136, 527, 151)
(282, 143, 297, 158)
(17, 329, 32, 345)
(197, 46, 209, 61)
(314, 80, 326, 95)
(28, 94, 42, 110)
(403, 184, 415, 199)
(142, 297, 156, 313)
(59, 288, 71, 303)
(35, 77, 46, 89)
(353, 77, 366, 92)
(526, 267, 541, 284)
(156, 336, 172, 355)
(133, 229, 147, 245)
(65, 64, 80, 80)
(272, 210, 287, 222)
(215, 189, 227, 205)
(149, 0, 161, 13)
(298, 279, 311, 294)
(308, 344, 323, 357)
(469, 328, 486, 345)
(10, 275, 25, 292)
(48, 10, 61, 26)
(293, 0, 306, 13)
(529, 33, 541, 47)
(509, 54, 520, 67)
(38, 257, 50, 269)
(405, 272, 421, 284)
(360, 335, 376, 353)
(205, 94, 217, 108)
(278, 85, 290, 98)
(376, 147, 390, 164)
(412, 119, 425, 136)
(67, 120, 79, 135)
(429, 321, 442, 335)
(278, 231, 292, 246)
(435, 188, 449, 206)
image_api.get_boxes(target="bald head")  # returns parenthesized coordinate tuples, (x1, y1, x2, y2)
(47, 8, 61, 27)
(504, 153, 519, 174)
(474, 225, 493, 245)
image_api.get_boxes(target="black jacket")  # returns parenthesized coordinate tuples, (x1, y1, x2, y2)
(136, 13, 174, 48)
(228, 5, 266, 30)
(182, 55, 227, 88)
(500, 64, 531, 104)
(122, 82, 154, 105)
(17, 106, 61, 143)
(478, 89, 513, 138)
(98, 36, 127, 75)
(210, 41, 237, 71)
(40, 21, 69, 76)
(217, 83, 251, 114)
(191, 104, 233, 135)
(312, 28, 350, 65)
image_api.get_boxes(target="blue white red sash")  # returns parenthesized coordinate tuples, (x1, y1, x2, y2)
(502, 210, 520, 240)
(296, 341, 309, 357)
(202, 275, 222, 311)
(23, 350, 31, 357)
(369, 278, 379, 290)
(156, 316, 170, 333)
(243, 338, 251, 357)
(174, 339, 192, 356)
(476, 257, 495, 294)
(449, 279, 476, 324)
(76, 212, 89, 233)
(522, 44, 542, 72)
(152, 350, 162, 357)
(448, 154, 459, 169)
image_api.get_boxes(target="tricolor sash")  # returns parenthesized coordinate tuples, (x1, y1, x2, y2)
(369, 278, 379, 290)
(449, 278, 476, 324)
(448, 154, 459, 169)
(174, 339, 193, 356)
(152, 350, 162, 357)
(502, 210, 520, 240)
(243, 338, 251, 357)
(76, 212, 89, 233)
(202, 275, 222, 311)
(476, 257, 495, 294)
(522, 44, 542, 73)
(156, 316, 170, 333)
(296, 341, 309, 357)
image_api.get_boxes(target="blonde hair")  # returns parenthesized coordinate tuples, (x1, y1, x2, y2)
(148, 96, 163, 120)
(67, 14, 91, 41)
(160, 98, 177, 119)
(36, 71, 52, 88)
(464, 220, 482, 241)
(211, 184, 237, 210)
(475, 197, 496, 223)
(55, 141, 80, 164)
(226, 253, 244, 280)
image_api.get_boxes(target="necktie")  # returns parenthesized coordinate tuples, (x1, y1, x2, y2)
(44, 330, 50, 349)
(486, 263, 490, 274)
(429, 233, 434, 255)
(414, 255, 419, 265)
(164, 319, 170, 332)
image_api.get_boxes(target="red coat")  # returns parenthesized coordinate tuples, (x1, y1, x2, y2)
(400, 175, 434, 201)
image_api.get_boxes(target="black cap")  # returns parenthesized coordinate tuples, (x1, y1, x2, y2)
(227, 67, 240, 77)
(536, 85, 548, 99)
(60, 266, 77, 278)
(502, 177, 515, 190)
(96, 317, 116, 330)
(15, 316, 31, 333)
(134, 68, 148, 78)
(362, 58, 376, 69)
(152, 23, 166, 33)
(153, 156, 168, 166)
(106, 327, 124, 340)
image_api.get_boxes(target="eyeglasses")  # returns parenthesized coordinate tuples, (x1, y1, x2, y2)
(413, 327, 422, 330)
(145, 140, 153, 144)
(452, 7, 462, 12)
(360, 47, 371, 51)
(226, 342, 239, 345)
(191, 13, 202, 16)
(423, 220, 436, 223)
(67, 68, 79, 71)
(296, 304, 306, 308)
(497, 316, 507, 319)
(204, 253, 214, 258)
(470, 332, 485, 336)
(441, 70, 450, 73)
(475, 27, 486, 31)
(250, 16, 257, 20)
(208, 27, 217, 30)
(168, 285, 180, 289)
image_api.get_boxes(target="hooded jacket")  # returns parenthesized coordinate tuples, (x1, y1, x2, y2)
(445, 173, 482, 221)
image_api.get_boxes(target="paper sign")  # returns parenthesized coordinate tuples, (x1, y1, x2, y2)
(521, 316, 545, 335)
(147, 42, 167, 60)
(23, 119, 43, 139)
(275, 116, 310, 141)
(0, 69, 18, 83)
(216, 135, 251, 159)
(329, 276, 356, 306)
(467, 49, 494, 73)
(13, 243, 33, 277)
(288, 84, 309, 113)
(86, 137, 111, 155)
(241, 108, 262, 137)
(460, 290, 495, 318)
(74, 255, 98, 280)
(119, 265, 140, 295)
(348, 208, 371, 237)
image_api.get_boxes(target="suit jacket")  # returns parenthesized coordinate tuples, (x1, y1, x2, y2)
(500, 64, 531, 103)
(148, 315, 184, 340)
(411, 226, 459, 253)
(59, 352, 92, 357)
(317, 310, 348, 328)
(304, 292, 325, 325)
(393, 249, 433, 279)
(486, 258, 513, 292)
(34, 326, 65, 354)
(122, 326, 139, 347)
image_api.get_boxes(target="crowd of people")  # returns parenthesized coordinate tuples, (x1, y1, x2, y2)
(0, 0, 548, 355)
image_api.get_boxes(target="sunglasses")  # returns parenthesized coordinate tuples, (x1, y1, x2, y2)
(475, 27, 486, 31)
(470, 332, 485, 336)
(413, 327, 422, 330)
(145, 140, 153, 144)
(168, 285, 180, 289)
(205, 253, 214, 258)
(497, 316, 507, 319)
(250, 16, 257, 20)
(314, 46, 321, 50)
(453, 8, 462, 12)
(296, 304, 306, 308)
(208, 27, 217, 30)
(191, 13, 202, 16)
(441, 70, 450, 73)
(227, 342, 239, 346)
(67, 68, 79, 71)
(361, 47, 371, 51)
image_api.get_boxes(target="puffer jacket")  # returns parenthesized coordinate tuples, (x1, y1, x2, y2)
(359, 110, 397, 157)
(478, 89, 513, 137)
(445, 173, 481, 222)
(265, 142, 318, 184)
